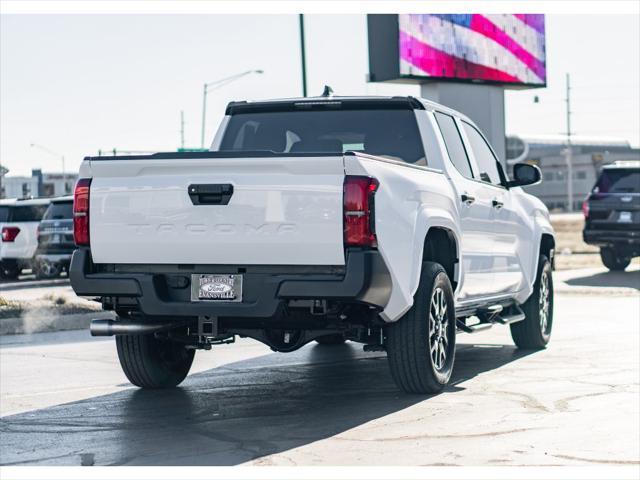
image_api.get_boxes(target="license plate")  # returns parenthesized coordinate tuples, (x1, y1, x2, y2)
(50, 234, 61, 244)
(191, 274, 242, 302)
(618, 211, 632, 223)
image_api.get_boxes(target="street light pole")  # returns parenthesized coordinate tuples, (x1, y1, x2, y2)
(180, 110, 185, 149)
(199, 69, 264, 149)
(200, 83, 208, 150)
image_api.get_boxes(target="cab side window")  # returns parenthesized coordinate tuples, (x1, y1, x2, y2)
(461, 121, 503, 186)
(434, 112, 474, 179)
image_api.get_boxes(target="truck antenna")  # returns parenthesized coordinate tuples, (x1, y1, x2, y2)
(321, 85, 334, 97)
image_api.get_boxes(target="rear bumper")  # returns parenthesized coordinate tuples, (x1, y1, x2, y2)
(35, 253, 73, 265)
(0, 246, 36, 261)
(69, 248, 392, 318)
(583, 228, 640, 246)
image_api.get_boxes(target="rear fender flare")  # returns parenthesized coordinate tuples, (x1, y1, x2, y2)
(411, 209, 462, 298)
(380, 205, 461, 322)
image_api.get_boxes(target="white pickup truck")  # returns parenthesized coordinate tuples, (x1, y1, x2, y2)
(70, 95, 555, 394)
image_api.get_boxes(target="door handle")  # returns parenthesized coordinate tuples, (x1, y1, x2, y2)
(188, 184, 234, 205)
(461, 193, 476, 205)
(492, 199, 504, 209)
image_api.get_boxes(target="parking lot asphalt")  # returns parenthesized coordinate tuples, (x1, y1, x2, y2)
(0, 268, 639, 466)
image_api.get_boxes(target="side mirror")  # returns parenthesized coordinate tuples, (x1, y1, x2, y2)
(508, 163, 541, 188)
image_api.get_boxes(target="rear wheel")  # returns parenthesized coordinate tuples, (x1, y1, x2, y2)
(0, 261, 20, 280)
(600, 246, 631, 271)
(315, 334, 346, 345)
(386, 262, 456, 394)
(35, 260, 63, 279)
(511, 255, 553, 349)
(115, 334, 195, 388)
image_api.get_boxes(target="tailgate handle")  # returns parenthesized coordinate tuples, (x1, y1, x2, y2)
(188, 184, 234, 205)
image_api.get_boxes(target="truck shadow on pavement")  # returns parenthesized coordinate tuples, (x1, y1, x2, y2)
(565, 269, 639, 290)
(0, 341, 534, 466)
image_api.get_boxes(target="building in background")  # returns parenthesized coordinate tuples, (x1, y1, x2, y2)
(506, 135, 640, 212)
(0, 169, 77, 199)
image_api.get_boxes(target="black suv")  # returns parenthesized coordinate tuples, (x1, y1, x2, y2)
(34, 196, 75, 278)
(583, 161, 640, 271)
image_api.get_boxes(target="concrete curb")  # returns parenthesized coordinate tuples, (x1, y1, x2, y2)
(0, 311, 115, 336)
(555, 285, 638, 297)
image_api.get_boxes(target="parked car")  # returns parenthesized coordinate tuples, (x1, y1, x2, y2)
(0, 198, 51, 279)
(34, 196, 75, 279)
(70, 95, 555, 394)
(583, 161, 640, 271)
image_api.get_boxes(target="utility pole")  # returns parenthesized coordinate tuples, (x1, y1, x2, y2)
(180, 110, 185, 149)
(299, 14, 308, 97)
(30, 143, 67, 194)
(564, 73, 573, 212)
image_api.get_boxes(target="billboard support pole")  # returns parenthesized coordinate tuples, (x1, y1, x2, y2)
(299, 14, 308, 97)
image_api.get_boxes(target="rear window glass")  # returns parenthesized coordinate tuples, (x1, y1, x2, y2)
(220, 109, 427, 165)
(43, 202, 73, 220)
(595, 169, 640, 193)
(0, 207, 8, 222)
(9, 205, 48, 222)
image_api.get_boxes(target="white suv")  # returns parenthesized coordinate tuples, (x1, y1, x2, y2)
(0, 198, 51, 279)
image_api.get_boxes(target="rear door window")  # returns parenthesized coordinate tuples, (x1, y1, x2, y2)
(43, 202, 73, 220)
(595, 168, 640, 193)
(461, 121, 503, 186)
(434, 112, 474, 179)
(10, 205, 48, 222)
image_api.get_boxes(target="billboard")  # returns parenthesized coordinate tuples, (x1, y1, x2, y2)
(368, 14, 546, 88)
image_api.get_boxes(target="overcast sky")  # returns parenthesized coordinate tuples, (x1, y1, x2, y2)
(1, 14, 639, 176)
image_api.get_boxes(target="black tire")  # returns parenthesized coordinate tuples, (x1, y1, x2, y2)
(600, 247, 631, 271)
(34, 260, 63, 279)
(315, 334, 346, 345)
(115, 334, 195, 388)
(386, 262, 456, 394)
(0, 261, 20, 280)
(511, 255, 553, 349)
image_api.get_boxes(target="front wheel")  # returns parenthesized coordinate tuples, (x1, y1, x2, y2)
(511, 254, 553, 349)
(116, 334, 195, 388)
(600, 247, 631, 271)
(386, 262, 456, 394)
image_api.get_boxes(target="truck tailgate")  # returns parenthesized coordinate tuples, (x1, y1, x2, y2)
(88, 155, 346, 265)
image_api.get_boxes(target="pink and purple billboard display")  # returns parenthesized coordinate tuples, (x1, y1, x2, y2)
(399, 14, 546, 86)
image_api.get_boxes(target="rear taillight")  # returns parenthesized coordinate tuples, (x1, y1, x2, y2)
(73, 178, 92, 246)
(1, 226, 20, 242)
(582, 199, 590, 219)
(343, 176, 379, 247)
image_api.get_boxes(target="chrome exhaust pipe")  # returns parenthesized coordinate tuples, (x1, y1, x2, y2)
(90, 319, 184, 337)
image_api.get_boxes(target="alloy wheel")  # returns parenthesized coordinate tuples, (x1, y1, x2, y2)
(429, 286, 449, 371)
(539, 271, 550, 333)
